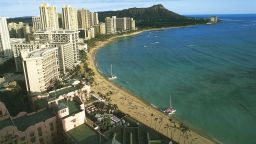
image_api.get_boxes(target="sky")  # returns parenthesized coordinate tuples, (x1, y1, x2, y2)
(0, 0, 255, 17)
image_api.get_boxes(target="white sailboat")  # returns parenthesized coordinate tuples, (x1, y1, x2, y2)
(164, 95, 176, 115)
(108, 64, 117, 80)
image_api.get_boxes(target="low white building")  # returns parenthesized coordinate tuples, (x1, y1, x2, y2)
(0, 106, 59, 144)
(0, 83, 91, 144)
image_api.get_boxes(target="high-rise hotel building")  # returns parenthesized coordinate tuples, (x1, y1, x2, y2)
(21, 47, 59, 93)
(116, 17, 136, 32)
(62, 5, 78, 30)
(39, 3, 59, 30)
(32, 16, 41, 32)
(105, 16, 116, 34)
(77, 8, 99, 39)
(77, 9, 90, 29)
(34, 30, 79, 74)
(0, 17, 12, 58)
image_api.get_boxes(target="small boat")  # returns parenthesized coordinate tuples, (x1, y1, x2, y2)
(164, 95, 176, 115)
(108, 64, 117, 80)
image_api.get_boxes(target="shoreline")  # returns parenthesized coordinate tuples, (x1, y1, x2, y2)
(87, 27, 217, 144)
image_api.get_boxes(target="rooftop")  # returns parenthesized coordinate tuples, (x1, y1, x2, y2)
(67, 124, 100, 144)
(28, 47, 57, 58)
(0, 108, 55, 131)
(48, 86, 78, 101)
(58, 99, 81, 115)
(0, 118, 13, 130)
(34, 29, 79, 34)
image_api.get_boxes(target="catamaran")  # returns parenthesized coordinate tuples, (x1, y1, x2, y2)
(164, 95, 176, 115)
(108, 64, 117, 80)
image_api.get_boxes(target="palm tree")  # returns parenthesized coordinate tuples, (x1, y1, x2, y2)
(178, 123, 190, 144)
(150, 113, 154, 126)
(169, 118, 173, 138)
(181, 124, 190, 144)
(154, 117, 158, 129)
(164, 124, 169, 137)
(113, 104, 118, 110)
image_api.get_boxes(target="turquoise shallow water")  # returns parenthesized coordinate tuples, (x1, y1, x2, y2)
(96, 15, 256, 144)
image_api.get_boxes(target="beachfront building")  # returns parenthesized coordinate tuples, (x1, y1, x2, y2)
(105, 16, 116, 34)
(77, 9, 99, 29)
(39, 3, 59, 30)
(93, 23, 106, 36)
(0, 107, 60, 144)
(34, 30, 80, 72)
(77, 8, 100, 39)
(92, 12, 99, 26)
(88, 12, 99, 27)
(21, 47, 60, 94)
(106, 16, 135, 34)
(85, 27, 95, 40)
(77, 9, 90, 29)
(0, 17, 12, 58)
(210, 16, 218, 24)
(62, 5, 78, 30)
(99, 23, 106, 35)
(116, 17, 136, 32)
(48, 91, 86, 132)
(32, 16, 41, 32)
(127, 17, 136, 30)
(116, 17, 127, 32)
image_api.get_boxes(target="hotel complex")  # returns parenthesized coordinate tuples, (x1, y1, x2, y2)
(0, 3, 137, 144)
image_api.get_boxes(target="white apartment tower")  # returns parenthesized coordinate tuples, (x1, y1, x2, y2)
(92, 12, 99, 25)
(62, 5, 78, 30)
(105, 16, 116, 34)
(32, 16, 41, 31)
(0, 17, 12, 57)
(77, 9, 90, 29)
(131, 18, 136, 30)
(22, 47, 59, 93)
(125, 17, 136, 30)
(39, 3, 59, 30)
(116, 17, 127, 32)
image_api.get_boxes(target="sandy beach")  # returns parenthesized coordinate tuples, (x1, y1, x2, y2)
(87, 30, 217, 144)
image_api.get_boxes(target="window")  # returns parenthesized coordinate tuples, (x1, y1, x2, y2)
(39, 138, 44, 144)
(37, 127, 43, 136)
(30, 132, 35, 137)
(30, 137, 36, 143)
(20, 136, 25, 141)
(61, 109, 66, 113)
(50, 122, 54, 131)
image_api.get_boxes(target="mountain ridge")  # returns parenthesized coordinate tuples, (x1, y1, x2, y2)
(98, 4, 208, 28)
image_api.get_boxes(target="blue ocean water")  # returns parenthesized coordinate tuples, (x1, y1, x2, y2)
(96, 15, 256, 144)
